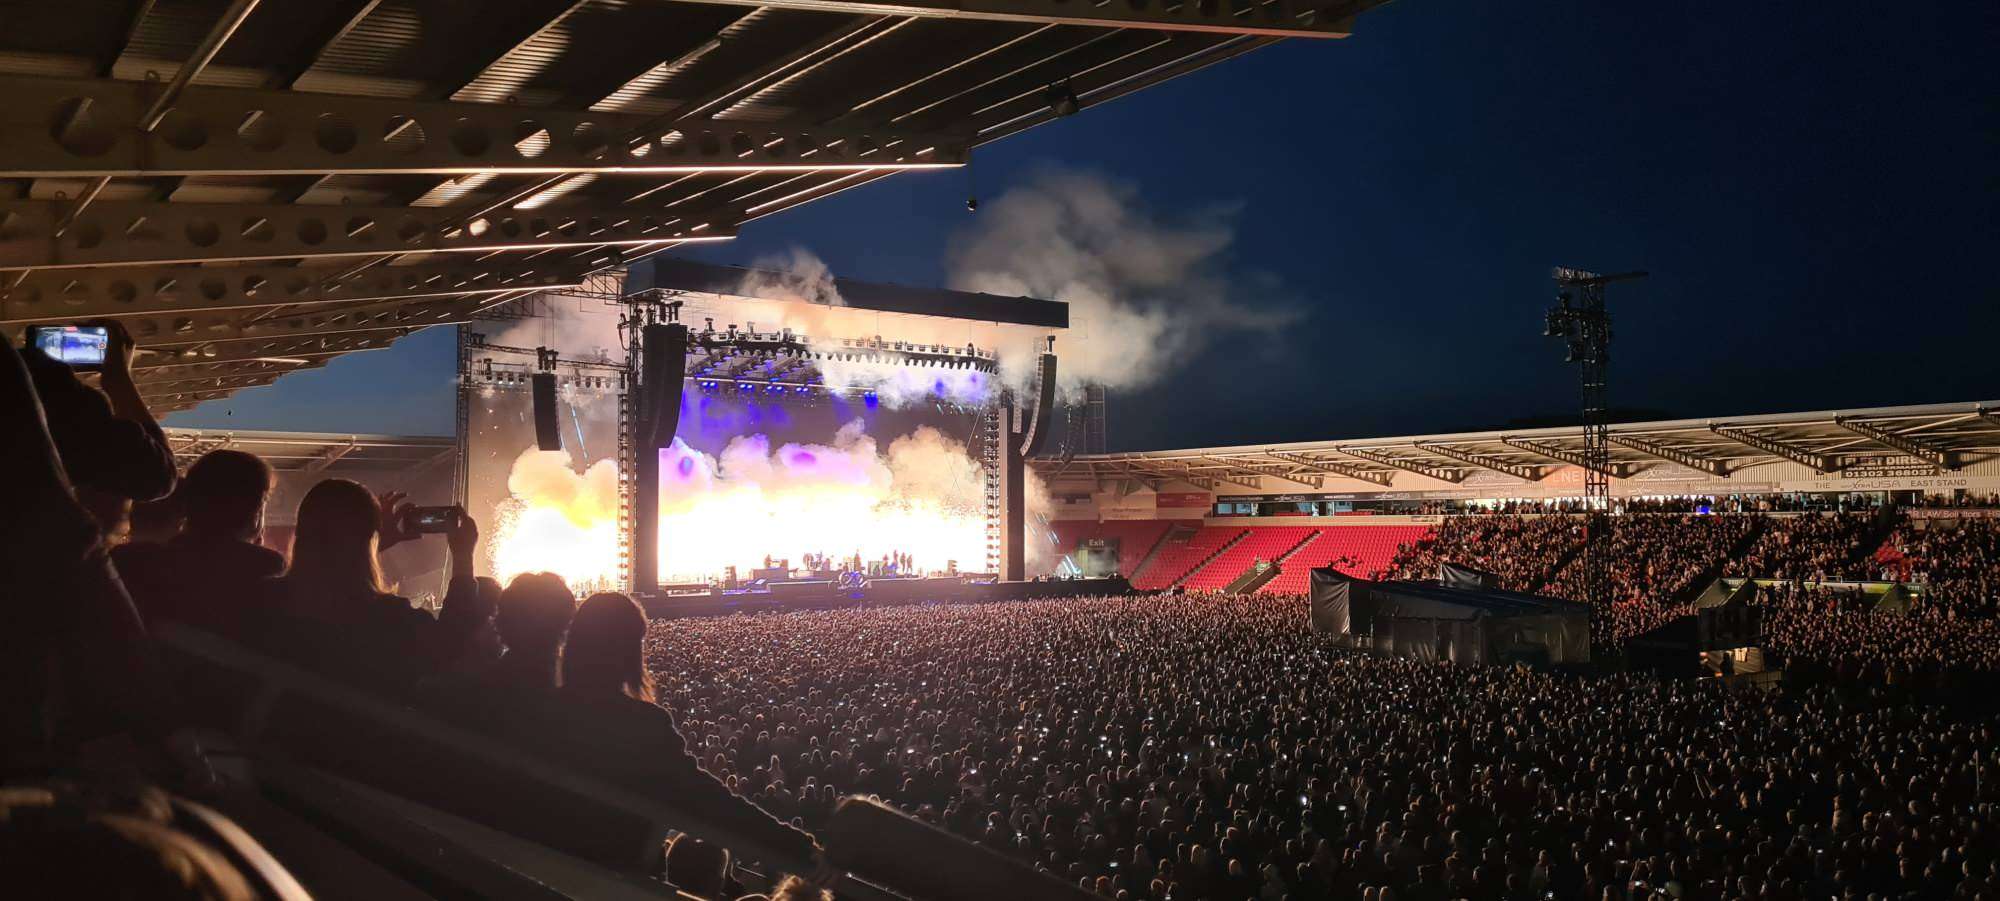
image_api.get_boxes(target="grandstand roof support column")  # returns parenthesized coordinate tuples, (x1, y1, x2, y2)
(1413, 443, 1548, 481)
(1200, 456, 1324, 490)
(1335, 446, 1467, 483)
(1259, 451, 1393, 487)
(1708, 424, 1844, 474)
(1499, 436, 1635, 479)
(1606, 435, 1728, 476)
(1833, 416, 1959, 470)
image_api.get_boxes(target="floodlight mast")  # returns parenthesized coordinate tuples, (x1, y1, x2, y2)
(1543, 267, 1646, 612)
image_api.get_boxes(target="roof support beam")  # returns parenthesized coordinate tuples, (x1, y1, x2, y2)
(1199, 455, 1323, 490)
(1102, 459, 1226, 491)
(1261, 451, 1394, 487)
(1146, 460, 1252, 491)
(1336, 446, 1467, 483)
(135, 333, 399, 370)
(0, 200, 732, 270)
(1709, 424, 1843, 474)
(1606, 435, 1728, 476)
(0, 76, 966, 178)
(301, 437, 359, 474)
(145, 388, 236, 410)
(655, 0, 1374, 38)
(130, 291, 517, 349)
(140, 370, 294, 400)
(2, 260, 587, 324)
(1499, 436, 1635, 478)
(1834, 416, 1958, 469)
(136, 369, 312, 398)
(1413, 442, 1547, 481)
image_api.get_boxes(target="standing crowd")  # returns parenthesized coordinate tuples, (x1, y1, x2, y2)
(647, 594, 2000, 900)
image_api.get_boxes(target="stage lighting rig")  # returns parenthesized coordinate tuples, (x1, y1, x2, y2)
(1044, 80, 1081, 117)
(1541, 265, 1645, 611)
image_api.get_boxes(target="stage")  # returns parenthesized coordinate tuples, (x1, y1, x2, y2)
(638, 576, 1131, 618)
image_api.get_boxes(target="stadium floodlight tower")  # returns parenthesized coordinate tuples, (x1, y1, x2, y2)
(1543, 266, 1646, 610)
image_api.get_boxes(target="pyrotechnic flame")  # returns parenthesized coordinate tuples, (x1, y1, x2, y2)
(487, 449, 622, 593)
(487, 421, 991, 589)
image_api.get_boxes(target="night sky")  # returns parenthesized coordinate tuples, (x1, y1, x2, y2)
(169, 0, 1999, 451)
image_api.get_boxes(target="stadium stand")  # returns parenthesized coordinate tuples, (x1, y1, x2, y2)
(1382, 516, 1585, 592)
(1048, 519, 1187, 579)
(1259, 525, 1436, 594)
(1130, 526, 1244, 590)
(1178, 526, 1317, 591)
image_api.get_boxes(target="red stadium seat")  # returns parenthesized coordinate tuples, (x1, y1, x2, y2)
(1258, 525, 1436, 594)
(1131, 526, 1245, 589)
(1179, 526, 1318, 590)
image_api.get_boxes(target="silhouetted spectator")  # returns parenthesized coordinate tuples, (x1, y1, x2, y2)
(258, 479, 489, 696)
(0, 338, 168, 760)
(665, 833, 732, 897)
(127, 495, 185, 546)
(22, 321, 174, 504)
(114, 450, 285, 638)
(416, 572, 575, 731)
(487, 572, 575, 691)
(558, 591, 819, 867)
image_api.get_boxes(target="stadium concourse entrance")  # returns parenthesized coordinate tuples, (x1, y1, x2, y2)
(1309, 565, 1592, 666)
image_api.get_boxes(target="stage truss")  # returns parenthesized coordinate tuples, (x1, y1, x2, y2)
(453, 285, 1009, 593)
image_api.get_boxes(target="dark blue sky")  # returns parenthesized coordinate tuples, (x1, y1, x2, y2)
(171, 0, 1998, 450)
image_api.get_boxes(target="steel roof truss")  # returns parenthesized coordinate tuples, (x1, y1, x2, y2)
(1708, 425, 1843, 474)
(3, 76, 968, 179)
(0, 199, 733, 270)
(1606, 434, 1728, 476)
(1833, 416, 1957, 470)
(658, 0, 1374, 39)
(1336, 445, 1467, 483)
(1499, 436, 1635, 478)
(2, 260, 586, 324)
(1412, 442, 1547, 481)
(1260, 451, 1393, 487)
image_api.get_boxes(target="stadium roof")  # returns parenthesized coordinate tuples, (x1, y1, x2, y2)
(166, 427, 451, 474)
(639, 259, 1068, 328)
(0, 0, 1388, 414)
(1034, 400, 2000, 490)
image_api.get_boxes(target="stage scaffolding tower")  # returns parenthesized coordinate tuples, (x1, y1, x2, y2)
(1543, 266, 1645, 611)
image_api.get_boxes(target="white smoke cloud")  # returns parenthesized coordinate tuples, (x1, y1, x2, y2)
(734, 246, 845, 309)
(947, 168, 1300, 397)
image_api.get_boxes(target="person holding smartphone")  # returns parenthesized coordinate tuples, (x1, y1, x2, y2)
(256, 480, 493, 697)
(21, 320, 175, 506)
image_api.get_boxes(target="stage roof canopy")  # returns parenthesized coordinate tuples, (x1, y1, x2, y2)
(639, 259, 1067, 329)
(0, 0, 1388, 414)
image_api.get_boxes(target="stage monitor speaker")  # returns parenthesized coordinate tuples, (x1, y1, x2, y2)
(641, 322, 689, 449)
(530, 372, 562, 451)
(1018, 352, 1058, 457)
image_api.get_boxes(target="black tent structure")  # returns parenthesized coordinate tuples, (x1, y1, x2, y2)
(1309, 567, 1592, 666)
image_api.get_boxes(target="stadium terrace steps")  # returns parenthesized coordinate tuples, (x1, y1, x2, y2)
(1180, 526, 1320, 591)
(1129, 526, 1243, 590)
(1258, 525, 1437, 594)
(1168, 529, 1251, 589)
(1127, 523, 1181, 581)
